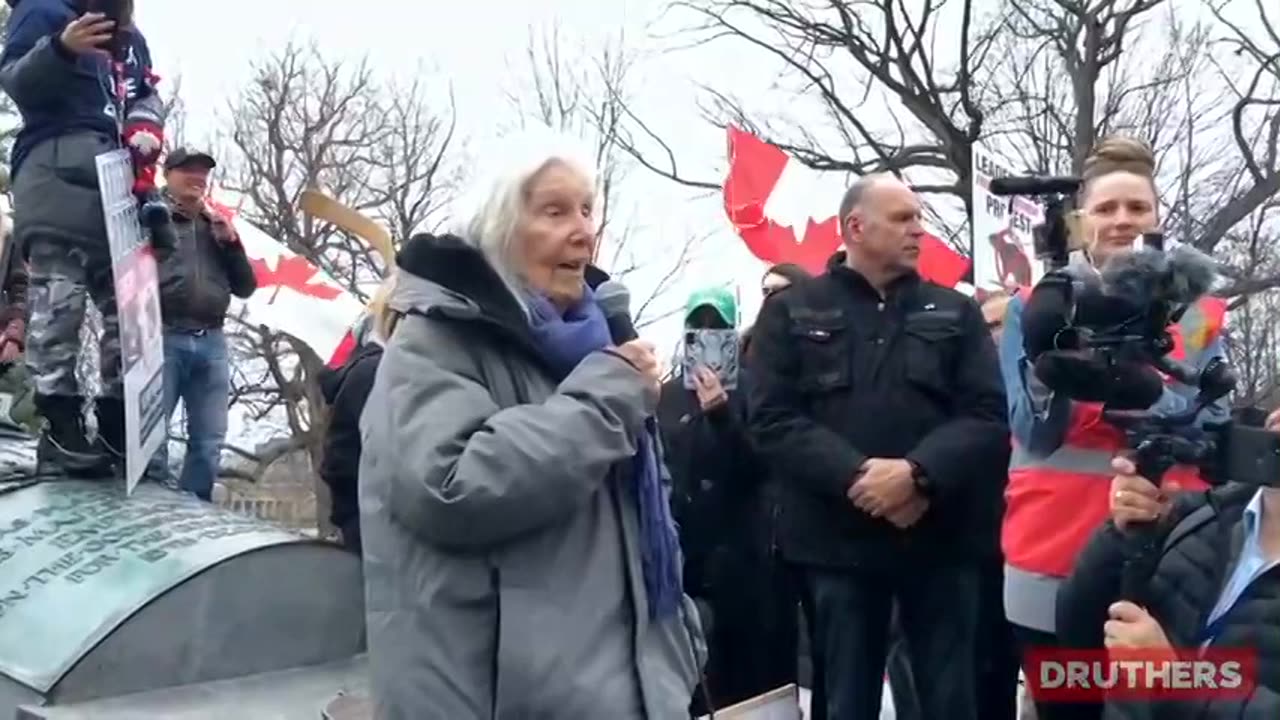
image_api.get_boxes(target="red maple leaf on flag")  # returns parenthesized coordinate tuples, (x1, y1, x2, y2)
(722, 127, 970, 288)
(250, 255, 343, 303)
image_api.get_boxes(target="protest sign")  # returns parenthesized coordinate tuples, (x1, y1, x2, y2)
(97, 150, 166, 493)
(971, 143, 1046, 291)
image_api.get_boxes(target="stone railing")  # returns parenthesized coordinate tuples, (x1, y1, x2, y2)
(213, 484, 313, 529)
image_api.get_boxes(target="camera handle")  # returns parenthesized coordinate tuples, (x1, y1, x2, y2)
(1119, 439, 1178, 605)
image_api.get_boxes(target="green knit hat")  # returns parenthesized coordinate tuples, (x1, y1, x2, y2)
(684, 286, 737, 327)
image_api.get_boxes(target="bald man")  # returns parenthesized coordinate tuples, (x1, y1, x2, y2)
(747, 174, 1008, 720)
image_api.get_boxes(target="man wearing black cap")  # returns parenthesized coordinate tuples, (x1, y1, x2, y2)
(144, 147, 256, 500)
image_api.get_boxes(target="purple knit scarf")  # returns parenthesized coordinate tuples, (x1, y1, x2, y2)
(524, 287, 683, 620)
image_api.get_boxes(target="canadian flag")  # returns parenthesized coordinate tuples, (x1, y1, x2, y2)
(723, 127, 971, 290)
(205, 198, 366, 368)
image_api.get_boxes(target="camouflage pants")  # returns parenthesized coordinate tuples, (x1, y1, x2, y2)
(25, 240, 121, 399)
(11, 132, 124, 401)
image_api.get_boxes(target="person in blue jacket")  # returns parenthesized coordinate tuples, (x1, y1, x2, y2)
(0, 0, 167, 476)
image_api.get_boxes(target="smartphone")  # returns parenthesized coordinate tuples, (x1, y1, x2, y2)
(682, 329, 740, 391)
(81, 0, 126, 57)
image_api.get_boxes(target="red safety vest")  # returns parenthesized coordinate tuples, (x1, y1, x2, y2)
(1001, 290, 1228, 579)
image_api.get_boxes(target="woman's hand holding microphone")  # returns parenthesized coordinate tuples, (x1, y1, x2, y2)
(613, 340, 662, 395)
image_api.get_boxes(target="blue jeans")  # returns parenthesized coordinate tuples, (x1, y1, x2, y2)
(145, 328, 230, 500)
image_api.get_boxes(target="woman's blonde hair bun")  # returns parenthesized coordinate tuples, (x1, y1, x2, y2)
(1082, 135, 1156, 183)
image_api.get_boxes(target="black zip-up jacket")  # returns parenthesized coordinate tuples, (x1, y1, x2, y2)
(747, 252, 1008, 568)
(1058, 484, 1280, 719)
(154, 200, 257, 331)
(318, 340, 382, 552)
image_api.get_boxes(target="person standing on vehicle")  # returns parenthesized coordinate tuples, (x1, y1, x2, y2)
(144, 148, 256, 500)
(1, 0, 168, 475)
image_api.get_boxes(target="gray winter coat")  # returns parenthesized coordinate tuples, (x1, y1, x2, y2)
(358, 234, 707, 720)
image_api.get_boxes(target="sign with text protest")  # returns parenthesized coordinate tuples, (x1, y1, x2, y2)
(971, 143, 1046, 292)
(97, 150, 166, 494)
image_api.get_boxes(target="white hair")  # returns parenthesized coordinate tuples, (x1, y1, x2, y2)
(448, 124, 599, 305)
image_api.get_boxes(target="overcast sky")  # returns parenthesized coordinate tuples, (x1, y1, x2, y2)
(135, 0, 802, 355)
(127, 0, 1264, 448)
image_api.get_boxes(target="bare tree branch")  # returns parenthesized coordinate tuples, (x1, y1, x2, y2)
(214, 40, 459, 529)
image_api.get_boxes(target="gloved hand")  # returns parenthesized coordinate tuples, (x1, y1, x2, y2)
(123, 120, 163, 196)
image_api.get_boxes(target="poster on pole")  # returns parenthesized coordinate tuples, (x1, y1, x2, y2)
(971, 143, 1046, 292)
(96, 149, 166, 494)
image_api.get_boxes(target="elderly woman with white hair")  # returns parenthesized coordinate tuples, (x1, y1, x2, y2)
(358, 130, 707, 719)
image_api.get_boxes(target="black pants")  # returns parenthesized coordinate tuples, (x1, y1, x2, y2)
(1012, 624, 1103, 720)
(796, 563, 826, 720)
(805, 564, 979, 720)
(887, 604, 921, 720)
(887, 561, 1019, 720)
(338, 517, 362, 555)
(692, 553, 799, 714)
(976, 561, 1021, 720)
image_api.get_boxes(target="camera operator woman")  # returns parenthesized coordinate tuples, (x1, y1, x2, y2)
(997, 137, 1230, 720)
(1054, 409, 1280, 719)
(357, 129, 706, 719)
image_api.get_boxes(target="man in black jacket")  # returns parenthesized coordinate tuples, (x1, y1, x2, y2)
(747, 174, 1008, 720)
(145, 148, 256, 499)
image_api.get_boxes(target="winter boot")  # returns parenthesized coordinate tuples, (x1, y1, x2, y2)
(34, 394, 113, 478)
(93, 396, 127, 478)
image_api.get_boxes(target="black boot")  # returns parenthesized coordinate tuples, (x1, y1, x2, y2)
(139, 190, 176, 251)
(93, 396, 126, 475)
(34, 394, 113, 478)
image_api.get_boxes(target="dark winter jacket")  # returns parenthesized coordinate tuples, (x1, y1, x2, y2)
(747, 252, 1009, 569)
(154, 197, 257, 331)
(1058, 484, 1280, 719)
(657, 369, 775, 598)
(318, 340, 382, 552)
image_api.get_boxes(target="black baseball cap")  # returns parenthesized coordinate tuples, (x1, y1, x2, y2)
(163, 148, 217, 171)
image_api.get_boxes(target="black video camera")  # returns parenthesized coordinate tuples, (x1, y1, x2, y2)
(987, 174, 1082, 270)
(992, 175, 1280, 490)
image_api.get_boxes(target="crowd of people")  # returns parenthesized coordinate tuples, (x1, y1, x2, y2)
(5, 3, 1280, 720)
(313, 126, 1280, 720)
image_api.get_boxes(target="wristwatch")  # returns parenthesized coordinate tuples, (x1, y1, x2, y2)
(908, 460, 932, 497)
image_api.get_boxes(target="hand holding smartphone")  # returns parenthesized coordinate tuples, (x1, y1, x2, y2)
(59, 12, 116, 56)
(681, 329, 740, 392)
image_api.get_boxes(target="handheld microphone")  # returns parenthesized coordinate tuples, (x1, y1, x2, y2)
(989, 176, 1082, 197)
(596, 280, 639, 344)
(1100, 244, 1218, 307)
